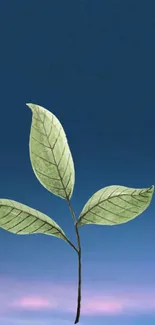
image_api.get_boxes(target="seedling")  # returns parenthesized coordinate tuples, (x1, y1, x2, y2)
(0, 104, 154, 323)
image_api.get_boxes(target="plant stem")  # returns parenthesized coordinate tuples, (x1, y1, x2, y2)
(67, 199, 82, 324)
(74, 223, 81, 324)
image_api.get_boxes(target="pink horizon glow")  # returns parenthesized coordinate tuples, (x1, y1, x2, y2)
(11, 296, 57, 310)
(0, 276, 155, 316)
(81, 299, 124, 315)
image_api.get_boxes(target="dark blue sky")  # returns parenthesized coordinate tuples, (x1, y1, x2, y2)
(0, 1, 155, 324)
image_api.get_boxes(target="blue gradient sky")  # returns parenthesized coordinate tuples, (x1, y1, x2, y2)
(0, 1, 155, 324)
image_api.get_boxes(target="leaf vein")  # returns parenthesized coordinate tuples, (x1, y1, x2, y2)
(31, 151, 55, 166)
(31, 124, 46, 136)
(16, 218, 38, 234)
(34, 168, 61, 182)
(131, 194, 148, 203)
(47, 114, 54, 139)
(41, 225, 55, 233)
(88, 210, 118, 224)
(0, 207, 14, 221)
(57, 144, 66, 167)
(31, 135, 51, 149)
(30, 221, 47, 233)
(6, 213, 29, 231)
(107, 199, 139, 214)
(52, 126, 62, 150)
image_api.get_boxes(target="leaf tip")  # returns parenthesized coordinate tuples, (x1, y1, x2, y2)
(26, 103, 35, 111)
(150, 185, 154, 194)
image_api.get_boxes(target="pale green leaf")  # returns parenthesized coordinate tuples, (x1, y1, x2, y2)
(26, 103, 75, 200)
(76, 185, 154, 226)
(0, 199, 68, 242)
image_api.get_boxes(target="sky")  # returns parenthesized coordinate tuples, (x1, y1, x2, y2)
(0, 0, 155, 324)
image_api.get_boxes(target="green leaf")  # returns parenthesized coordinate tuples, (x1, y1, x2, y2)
(76, 185, 154, 227)
(26, 103, 75, 200)
(0, 199, 69, 242)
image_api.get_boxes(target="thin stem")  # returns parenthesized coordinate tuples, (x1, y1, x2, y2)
(65, 237, 78, 254)
(67, 199, 77, 224)
(67, 199, 82, 324)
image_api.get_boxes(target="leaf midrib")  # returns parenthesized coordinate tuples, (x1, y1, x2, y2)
(0, 203, 62, 234)
(41, 112, 71, 200)
(78, 188, 152, 221)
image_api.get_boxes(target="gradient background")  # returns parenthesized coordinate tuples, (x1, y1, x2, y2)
(0, 1, 155, 324)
